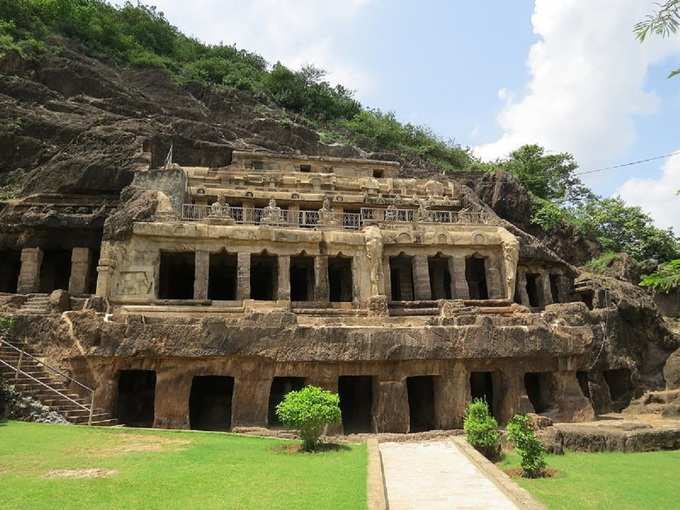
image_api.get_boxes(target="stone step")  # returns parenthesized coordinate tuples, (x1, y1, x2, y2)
(390, 308, 439, 316)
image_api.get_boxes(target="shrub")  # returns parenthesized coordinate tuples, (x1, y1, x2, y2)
(640, 258, 680, 293)
(463, 399, 500, 460)
(275, 385, 341, 451)
(506, 414, 547, 478)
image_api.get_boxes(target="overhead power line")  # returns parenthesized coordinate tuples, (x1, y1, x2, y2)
(575, 150, 680, 176)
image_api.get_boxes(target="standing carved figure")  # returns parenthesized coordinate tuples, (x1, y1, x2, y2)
(364, 226, 385, 297)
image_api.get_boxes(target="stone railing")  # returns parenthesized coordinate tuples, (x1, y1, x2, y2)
(181, 205, 492, 229)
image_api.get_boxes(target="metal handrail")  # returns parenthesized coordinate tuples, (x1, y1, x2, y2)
(0, 338, 95, 425)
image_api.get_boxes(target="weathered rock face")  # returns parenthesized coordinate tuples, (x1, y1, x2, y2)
(664, 348, 680, 390)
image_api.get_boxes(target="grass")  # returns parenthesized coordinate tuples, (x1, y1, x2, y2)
(0, 421, 367, 510)
(499, 449, 680, 510)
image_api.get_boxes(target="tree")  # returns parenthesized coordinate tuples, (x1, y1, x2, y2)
(275, 386, 341, 451)
(506, 414, 547, 478)
(635, 0, 680, 78)
(640, 259, 680, 292)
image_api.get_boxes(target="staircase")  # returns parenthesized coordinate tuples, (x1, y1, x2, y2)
(0, 339, 116, 426)
(389, 300, 440, 316)
(18, 294, 51, 314)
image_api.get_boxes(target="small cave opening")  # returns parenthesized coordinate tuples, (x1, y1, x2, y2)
(39, 249, 72, 293)
(407, 376, 436, 432)
(189, 376, 234, 431)
(470, 371, 495, 417)
(524, 372, 556, 413)
(0, 250, 21, 293)
(389, 255, 414, 301)
(549, 274, 561, 303)
(329, 256, 353, 302)
(290, 255, 315, 301)
(603, 369, 633, 410)
(250, 254, 278, 300)
(117, 370, 156, 427)
(576, 371, 591, 398)
(465, 256, 488, 300)
(525, 273, 541, 307)
(268, 377, 306, 426)
(158, 251, 195, 299)
(209, 252, 237, 300)
(580, 289, 594, 310)
(339, 376, 374, 433)
(428, 255, 452, 300)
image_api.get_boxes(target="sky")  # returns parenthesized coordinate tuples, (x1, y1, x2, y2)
(111, 0, 680, 230)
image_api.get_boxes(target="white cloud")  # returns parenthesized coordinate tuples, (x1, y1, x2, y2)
(110, 0, 375, 93)
(475, 0, 680, 168)
(617, 152, 680, 231)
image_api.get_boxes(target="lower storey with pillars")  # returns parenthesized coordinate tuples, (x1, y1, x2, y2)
(79, 356, 596, 433)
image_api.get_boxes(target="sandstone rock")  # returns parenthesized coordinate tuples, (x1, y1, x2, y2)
(664, 348, 680, 390)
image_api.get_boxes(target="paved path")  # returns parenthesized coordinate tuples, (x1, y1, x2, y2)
(379, 440, 519, 510)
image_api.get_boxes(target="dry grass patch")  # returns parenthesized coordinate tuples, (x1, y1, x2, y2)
(87, 432, 191, 456)
(43, 468, 118, 479)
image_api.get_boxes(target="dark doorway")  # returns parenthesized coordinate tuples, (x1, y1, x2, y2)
(603, 369, 633, 410)
(86, 248, 100, 294)
(524, 372, 556, 413)
(470, 371, 494, 416)
(158, 251, 195, 299)
(407, 376, 436, 432)
(189, 376, 234, 431)
(329, 256, 353, 302)
(117, 370, 156, 427)
(339, 376, 374, 433)
(576, 371, 591, 398)
(428, 255, 452, 299)
(389, 255, 414, 301)
(465, 256, 488, 300)
(39, 249, 72, 293)
(549, 274, 560, 303)
(250, 254, 277, 300)
(209, 252, 237, 300)
(268, 377, 306, 426)
(0, 250, 21, 293)
(290, 255, 315, 301)
(525, 273, 541, 307)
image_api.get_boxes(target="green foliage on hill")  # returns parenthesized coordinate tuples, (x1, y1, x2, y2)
(640, 258, 680, 292)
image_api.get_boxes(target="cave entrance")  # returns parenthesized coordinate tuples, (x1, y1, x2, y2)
(549, 274, 561, 303)
(290, 255, 315, 301)
(0, 250, 21, 293)
(158, 251, 195, 299)
(524, 372, 556, 414)
(576, 371, 591, 398)
(525, 273, 541, 307)
(117, 370, 156, 427)
(209, 252, 237, 300)
(407, 376, 436, 432)
(470, 371, 495, 417)
(250, 253, 277, 300)
(428, 255, 452, 299)
(389, 255, 414, 301)
(39, 249, 72, 293)
(339, 376, 374, 433)
(603, 368, 633, 410)
(329, 256, 353, 302)
(465, 256, 488, 300)
(268, 377, 306, 426)
(189, 376, 234, 431)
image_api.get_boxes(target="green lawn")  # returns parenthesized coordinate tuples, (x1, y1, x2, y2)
(499, 449, 680, 510)
(0, 421, 367, 510)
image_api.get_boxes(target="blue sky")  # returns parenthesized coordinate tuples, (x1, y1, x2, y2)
(110, 0, 680, 229)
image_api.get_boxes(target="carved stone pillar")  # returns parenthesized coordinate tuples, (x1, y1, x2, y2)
(485, 256, 504, 299)
(236, 252, 250, 300)
(382, 255, 392, 300)
(95, 242, 114, 298)
(68, 247, 90, 295)
(541, 271, 554, 306)
(450, 256, 469, 299)
(434, 369, 467, 429)
(277, 255, 290, 301)
(194, 250, 210, 300)
(288, 204, 300, 226)
(374, 378, 410, 433)
(153, 365, 191, 429)
(314, 255, 329, 302)
(412, 255, 432, 300)
(516, 269, 531, 306)
(231, 377, 270, 427)
(17, 247, 42, 294)
(242, 199, 255, 224)
(552, 371, 595, 422)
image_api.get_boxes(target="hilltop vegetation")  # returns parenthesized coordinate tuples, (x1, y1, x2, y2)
(1, 0, 679, 267)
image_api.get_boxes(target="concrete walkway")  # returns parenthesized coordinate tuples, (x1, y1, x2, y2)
(379, 441, 519, 510)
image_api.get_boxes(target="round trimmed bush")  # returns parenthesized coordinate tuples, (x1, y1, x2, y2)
(275, 385, 341, 451)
